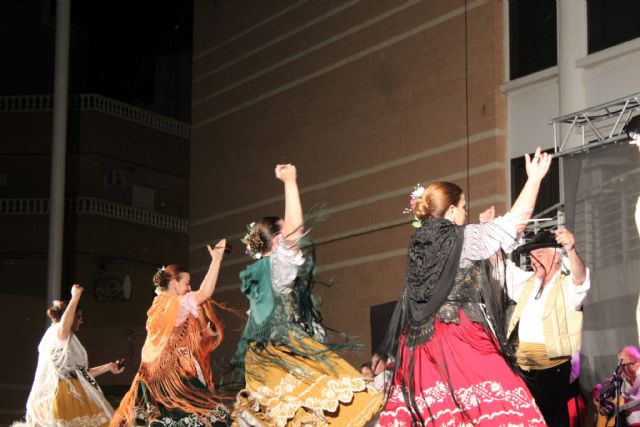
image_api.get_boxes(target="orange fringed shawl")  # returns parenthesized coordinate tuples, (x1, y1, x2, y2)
(110, 294, 229, 427)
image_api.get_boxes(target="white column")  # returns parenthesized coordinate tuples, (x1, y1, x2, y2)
(556, 0, 588, 208)
(557, 0, 588, 148)
(47, 0, 71, 305)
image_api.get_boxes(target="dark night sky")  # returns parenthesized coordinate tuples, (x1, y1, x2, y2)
(1, 0, 193, 120)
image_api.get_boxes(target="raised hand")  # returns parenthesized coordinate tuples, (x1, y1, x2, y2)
(554, 228, 575, 252)
(208, 239, 227, 262)
(275, 164, 297, 183)
(70, 284, 84, 301)
(525, 147, 552, 183)
(108, 361, 125, 374)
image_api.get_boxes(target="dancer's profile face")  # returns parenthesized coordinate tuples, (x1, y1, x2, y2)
(172, 273, 192, 296)
(449, 194, 467, 226)
(72, 309, 83, 332)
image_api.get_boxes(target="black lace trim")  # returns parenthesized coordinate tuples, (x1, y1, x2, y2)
(406, 263, 486, 347)
(77, 365, 101, 391)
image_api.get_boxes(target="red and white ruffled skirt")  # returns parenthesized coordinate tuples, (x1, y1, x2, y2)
(378, 310, 546, 426)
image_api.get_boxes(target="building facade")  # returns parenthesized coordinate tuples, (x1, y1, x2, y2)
(0, 94, 190, 421)
(503, 0, 640, 388)
(191, 0, 509, 367)
(191, 0, 640, 389)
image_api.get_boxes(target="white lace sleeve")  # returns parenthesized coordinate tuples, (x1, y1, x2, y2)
(175, 292, 199, 326)
(271, 242, 305, 295)
(460, 213, 519, 267)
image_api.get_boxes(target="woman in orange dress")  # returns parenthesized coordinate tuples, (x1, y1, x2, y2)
(111, 243, 231, 427)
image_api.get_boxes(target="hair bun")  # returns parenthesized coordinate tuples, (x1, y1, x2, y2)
(413, 198, 430, 220)
(47, 300, 67, 323)
(153, 268, 166, 287)
(152, 265, 185, 289)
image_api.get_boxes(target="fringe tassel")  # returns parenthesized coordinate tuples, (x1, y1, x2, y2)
(111, 300, 231, 427)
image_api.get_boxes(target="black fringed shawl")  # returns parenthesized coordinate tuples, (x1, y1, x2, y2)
(378, 219, 516, 426)
(380, 219, 463, 357)
(405, 219, 464, 347)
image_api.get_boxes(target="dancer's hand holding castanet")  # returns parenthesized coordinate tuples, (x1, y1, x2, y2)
(207, 239, 227, 263)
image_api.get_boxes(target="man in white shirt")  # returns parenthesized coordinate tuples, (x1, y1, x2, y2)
(593, 346, 640, 427)
(505, 228, 590, 427)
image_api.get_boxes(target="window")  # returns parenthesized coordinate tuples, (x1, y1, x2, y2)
(104, 169, 129, 189)
(509, 0, 557, 80)
(587, 0, 640, 54)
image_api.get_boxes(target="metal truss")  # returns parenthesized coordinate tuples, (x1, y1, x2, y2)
(550, 92, 640, 158)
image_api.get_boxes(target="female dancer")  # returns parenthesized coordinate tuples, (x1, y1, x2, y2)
(22, 284, 123, 426)
(111, 243, 231, 427)
(232, 164, 383, 427)
(377, 148, 552, 426)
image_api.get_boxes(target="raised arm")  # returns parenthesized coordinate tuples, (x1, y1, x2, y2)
(275, 164, 304, 245)
(194, 239, 226, 305)
(58, 284, 82, 341)
(554, 228, 587, 286)
(510, 147, 552, 233)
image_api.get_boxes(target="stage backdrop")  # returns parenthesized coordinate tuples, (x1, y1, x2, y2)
(563, 142, 640, 389)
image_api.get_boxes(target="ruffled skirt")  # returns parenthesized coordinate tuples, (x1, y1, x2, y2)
(52, 378, 111, 427)
(378, 311, 546, 426)
(233, 333, 383, 426)
(111, 375, 230, 427)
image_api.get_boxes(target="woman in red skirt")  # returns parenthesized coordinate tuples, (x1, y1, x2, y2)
(377, 148, 551, 426)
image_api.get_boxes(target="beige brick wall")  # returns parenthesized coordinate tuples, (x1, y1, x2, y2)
(191, 0, 507, 367)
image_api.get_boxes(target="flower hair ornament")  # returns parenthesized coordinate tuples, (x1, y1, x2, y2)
(52, 299, 64, 309)
(403, 183, 425, 228)
(155, 265, 167, 280)
(240, 222, 263, 260)
(153, 266, 167, 295)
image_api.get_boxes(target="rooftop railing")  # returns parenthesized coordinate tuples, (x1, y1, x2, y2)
(0, 197, 188, 233)
(0, 94, 190, 139)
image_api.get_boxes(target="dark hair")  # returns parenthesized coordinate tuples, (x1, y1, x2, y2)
(413, 182, 463, 221)
(360, 362, 372, 370)
(153, 264, 187, 288)
(47, 301, 82, 323)
(47, 300, 67, 323)
(246, 216, 282, 256)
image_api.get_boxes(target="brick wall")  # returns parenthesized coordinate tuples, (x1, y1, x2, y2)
(191, 0, 507, 367)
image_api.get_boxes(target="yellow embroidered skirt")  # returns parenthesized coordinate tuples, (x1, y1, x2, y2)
(53, 378, 111, 426)
(233, 333, 383, 427)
